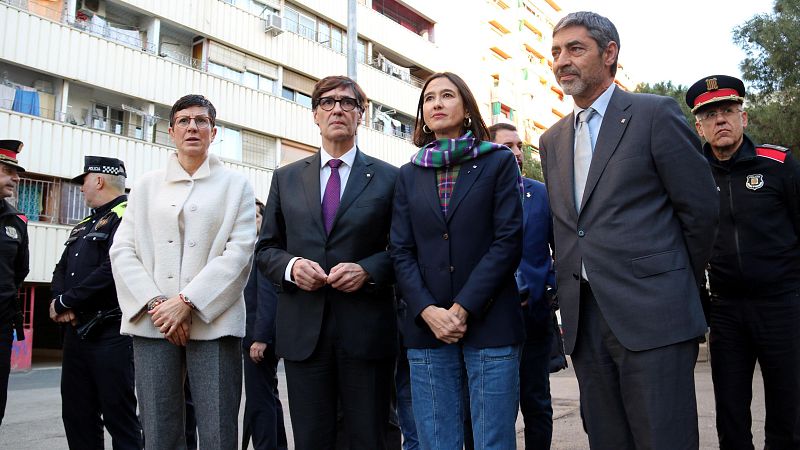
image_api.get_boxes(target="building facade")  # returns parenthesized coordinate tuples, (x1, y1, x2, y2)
(0, 0, 631, 364)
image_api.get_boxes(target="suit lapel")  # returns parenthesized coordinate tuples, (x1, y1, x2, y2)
(553, 116, 578, 221)
(579, 89, 632, 213)
(332, 148, 372, 230)
(446, 159, 487, 223)
(417, 166, 446, 227)
(301, 152, 325, 238)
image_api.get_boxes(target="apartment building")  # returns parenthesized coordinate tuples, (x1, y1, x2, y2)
(1, 0, 632, 366)
(0, 0, 440, 365)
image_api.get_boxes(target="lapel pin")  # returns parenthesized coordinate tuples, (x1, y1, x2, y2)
(620, 118, 626, 124)
(366, 173, 372, 178)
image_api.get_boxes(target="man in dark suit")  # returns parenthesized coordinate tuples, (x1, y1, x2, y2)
(490, 123, 557, 449)
(257, 75, 398, 450)
(539, 12, 719, 449)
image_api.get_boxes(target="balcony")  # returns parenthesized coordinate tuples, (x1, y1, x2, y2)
(106, 0, 426, 113)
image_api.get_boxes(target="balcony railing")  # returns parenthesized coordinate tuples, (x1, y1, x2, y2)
(12, 177, 90, 225)
(0, 97, 175, 147)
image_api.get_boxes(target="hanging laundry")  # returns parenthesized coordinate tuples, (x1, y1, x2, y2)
(12, 89, 40, 116)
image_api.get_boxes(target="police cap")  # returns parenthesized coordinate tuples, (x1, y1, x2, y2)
(0, 140, 25, 172)
(686, 75, 746, 113)
(71, 156, 127, 184)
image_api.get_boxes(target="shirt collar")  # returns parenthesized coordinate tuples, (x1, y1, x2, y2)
(320, 145, 357, 169)
(573, 83, 616, 129)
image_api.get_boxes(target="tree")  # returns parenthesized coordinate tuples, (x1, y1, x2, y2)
(522, 145, 544, 182)
(734, 0, 800, 151)
(635, 81, 694, 127)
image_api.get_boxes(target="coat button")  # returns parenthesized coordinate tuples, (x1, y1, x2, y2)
(449, 266, 455, 273)
(189, 204, 198, 212)
(577, 229, 585, 237)
(443, 233, 449, 240)
(188, 240, 196, 247)
(573, 273, 579, 280)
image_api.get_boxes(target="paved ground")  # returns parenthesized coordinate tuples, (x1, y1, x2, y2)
(1, 350, 766, 449)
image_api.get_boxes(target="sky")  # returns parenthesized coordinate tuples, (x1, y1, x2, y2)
(568, 0, 776, 87)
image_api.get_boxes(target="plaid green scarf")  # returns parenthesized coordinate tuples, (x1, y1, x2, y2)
(412, 131, 524, 214)
(411, 131, 507, 168)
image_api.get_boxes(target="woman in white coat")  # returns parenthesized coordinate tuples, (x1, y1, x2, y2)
(110, 95, 256, 450)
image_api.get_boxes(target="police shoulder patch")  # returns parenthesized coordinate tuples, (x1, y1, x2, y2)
(756, 145, 789, 163)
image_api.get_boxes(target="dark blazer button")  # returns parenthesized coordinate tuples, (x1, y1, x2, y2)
(449, 266, 455, 273)
(577, 229, 585, 237)
(443, 233, 449, 240)
(573, 273, 580, 280)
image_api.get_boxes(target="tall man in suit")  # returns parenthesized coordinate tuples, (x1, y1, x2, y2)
(257, 75, 399, 450)
(539, 12, 719, 449)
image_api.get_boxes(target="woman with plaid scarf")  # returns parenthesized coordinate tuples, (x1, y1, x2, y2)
(390, 72, 525, 450)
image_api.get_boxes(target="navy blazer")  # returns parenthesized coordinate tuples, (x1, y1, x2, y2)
(516, 177, 556, 330)
(390, 149, 525, 349)
(243, 259, 278, 349)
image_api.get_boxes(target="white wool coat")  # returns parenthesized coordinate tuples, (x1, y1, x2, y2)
(110, 153, 256, 339)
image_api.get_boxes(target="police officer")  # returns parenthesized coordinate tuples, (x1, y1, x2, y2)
(687, 75, 800, 449)
(50, 156, 141, 448)
(0, 139, 28, 427)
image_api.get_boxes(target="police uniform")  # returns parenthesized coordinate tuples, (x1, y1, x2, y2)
(0, 139, 29, 426)
(688, 76, 800, 449)
(51, 156, 141, 449)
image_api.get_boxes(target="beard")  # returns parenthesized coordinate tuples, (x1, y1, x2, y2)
(556, 67, 604, 98)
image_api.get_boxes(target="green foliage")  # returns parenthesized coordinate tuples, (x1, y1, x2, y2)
(734, 0, 800, 152)
(522, 145, 544, 182)
(635, 81, 694, 127)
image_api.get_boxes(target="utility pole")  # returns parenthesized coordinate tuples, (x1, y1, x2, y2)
(347, 0, 357, 80)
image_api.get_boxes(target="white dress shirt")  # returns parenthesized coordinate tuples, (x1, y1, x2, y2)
(284, 145, 358, 282)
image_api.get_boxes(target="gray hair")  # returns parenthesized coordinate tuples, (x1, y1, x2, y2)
(100, 173, 126, 193)
(553, 11, 620, 76)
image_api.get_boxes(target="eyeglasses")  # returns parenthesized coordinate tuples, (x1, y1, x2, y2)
(317, 96, 359, 112)
(173, 115, 214, 129)
(697, 107, 742, 123)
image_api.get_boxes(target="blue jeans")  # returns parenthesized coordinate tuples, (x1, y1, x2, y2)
(396, 347, 420, 450)
(407, 344, 520, 450)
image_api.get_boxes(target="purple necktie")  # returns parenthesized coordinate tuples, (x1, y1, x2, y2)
(322, 159, 343, 234)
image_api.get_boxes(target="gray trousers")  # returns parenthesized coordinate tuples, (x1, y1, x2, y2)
(132, 336, 242, 450)
(572, 284, 700, 450)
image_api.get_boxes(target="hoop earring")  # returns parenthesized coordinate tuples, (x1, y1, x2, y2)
(422, 124, 432, 134)
(464, 116, 472, 127)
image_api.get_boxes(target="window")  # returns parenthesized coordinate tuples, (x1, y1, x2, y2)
(243, 71, 275, 93)
(299, 13, 316, 40)
(242, 130, 277, 168)
(317, 20, 331, 46)
(282, 87, 312, 108)
(284, 7, 316, 40)
(331, 26, 343, 53)
(296, 91, 312, 108)
(241, 0, 276, 16)
(358, 39, 367, 64)
(208, 61, 244, 84)
(210, 125, 243, 161)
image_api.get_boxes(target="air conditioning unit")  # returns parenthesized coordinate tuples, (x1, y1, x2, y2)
(77, 0, 105, 17)
(264, 13, 284, 36)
